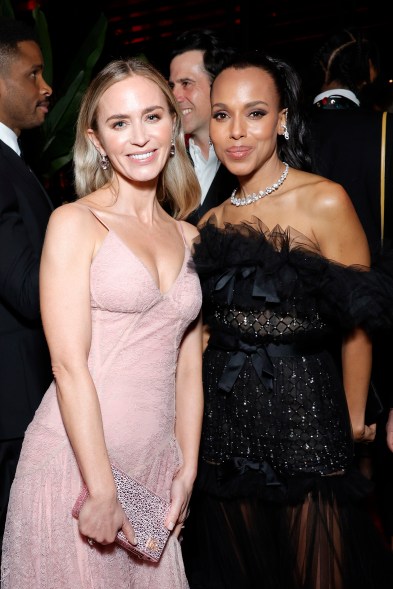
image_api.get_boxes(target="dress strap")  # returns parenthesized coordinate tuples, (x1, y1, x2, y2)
(177, 220, 187, 246)
(85, 207, 110, 231)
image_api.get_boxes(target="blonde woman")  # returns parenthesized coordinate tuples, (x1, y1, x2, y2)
(2, 58, 203, 588)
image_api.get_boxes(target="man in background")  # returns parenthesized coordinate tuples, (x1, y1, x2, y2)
(308, 26, 392, 256)
(169, 28, 236, 224)
(308, 25, 393, 549)
(0, 17, 54, 564)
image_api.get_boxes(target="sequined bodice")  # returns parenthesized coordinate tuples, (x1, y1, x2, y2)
(193, 217, 358, 477)
(212, 304, 328, 341)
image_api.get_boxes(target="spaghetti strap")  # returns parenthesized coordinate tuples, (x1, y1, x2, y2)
(177, 220, 187, 246)
(69, 202, 110, 231)
(85, 206, 110, 231)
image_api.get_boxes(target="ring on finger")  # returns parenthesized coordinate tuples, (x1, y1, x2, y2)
(87, 537, 95, 547)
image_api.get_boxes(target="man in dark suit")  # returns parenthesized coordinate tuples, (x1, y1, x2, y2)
(308, 25, 393, 547)
(310, 108, 393, 256)
(308, 26, 393, 257)
(168, 29, 237, 224)
(0, 17, 54, 561)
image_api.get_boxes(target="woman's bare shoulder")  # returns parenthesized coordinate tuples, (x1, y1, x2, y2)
(197, 204, 225, 228)
(46, 200, 99, 246)
(292, 171, 369, 264)
(294, 170, 353, 217)
(178, 219, 199, 249)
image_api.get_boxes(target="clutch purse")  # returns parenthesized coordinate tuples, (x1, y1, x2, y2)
(72, 463, 171, 562)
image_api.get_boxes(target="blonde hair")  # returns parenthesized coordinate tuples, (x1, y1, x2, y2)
(73, 58, 200, 219)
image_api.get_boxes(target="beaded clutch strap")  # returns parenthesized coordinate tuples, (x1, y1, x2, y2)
(72, 464, 171, 562)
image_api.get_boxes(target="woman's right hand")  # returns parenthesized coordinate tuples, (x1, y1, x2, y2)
(78, 494, 136, 547)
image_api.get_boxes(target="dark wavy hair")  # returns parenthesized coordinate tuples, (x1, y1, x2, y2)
(170, 28, 236, 83)
(212, 51, 312, 171)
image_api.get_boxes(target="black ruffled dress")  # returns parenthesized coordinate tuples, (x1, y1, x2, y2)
(182, 216, 393, 589)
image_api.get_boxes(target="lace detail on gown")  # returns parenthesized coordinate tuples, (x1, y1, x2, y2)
(1, 223, 202, 589)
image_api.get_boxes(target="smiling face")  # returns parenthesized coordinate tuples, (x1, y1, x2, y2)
(168, 50, 212, 138)
(88, 74, 174, 184)
(209, 66, 287, 179)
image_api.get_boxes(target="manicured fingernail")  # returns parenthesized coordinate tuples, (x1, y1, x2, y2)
(167, 521, 175, 531)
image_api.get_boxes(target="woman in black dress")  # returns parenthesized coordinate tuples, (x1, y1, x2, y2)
(182, 51, 393, 589)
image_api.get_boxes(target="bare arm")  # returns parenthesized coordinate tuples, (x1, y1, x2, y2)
(342, 328, 374, 441)
(40, 204, 135, 545)
(167, 311, 203, 536)
(164, 221, 204, 534)
(314, 181, 374, 442)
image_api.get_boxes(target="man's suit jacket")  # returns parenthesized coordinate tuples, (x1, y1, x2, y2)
(309, 108, 393, 257)
(0, 139, 53, 440)
(310, 108, 393, 408)
(186, 163, 236, 226)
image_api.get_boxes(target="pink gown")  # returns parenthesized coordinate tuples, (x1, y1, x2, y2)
(1, 211, 202, 589)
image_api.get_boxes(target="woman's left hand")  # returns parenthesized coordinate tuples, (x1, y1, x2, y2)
(165, 473, 193, 538)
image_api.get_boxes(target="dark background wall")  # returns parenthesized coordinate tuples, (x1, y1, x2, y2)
(11, 0, 392, 202)
(14, 0, 393, 83)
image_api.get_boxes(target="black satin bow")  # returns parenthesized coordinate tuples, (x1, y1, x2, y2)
(253, 266, 280, 302)
(209, 332, 274, 393)
(217, 457, 283, 488)
(214, 266, 279, 305)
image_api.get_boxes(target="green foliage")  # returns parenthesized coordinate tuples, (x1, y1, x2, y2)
(0, 0, 14, 17)
(32, 7, 53, 87)
(35, 11, 108, 178)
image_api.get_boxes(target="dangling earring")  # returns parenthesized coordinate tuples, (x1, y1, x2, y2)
(282, 108, 289, 141)
(100, 154, 109, 170)
(170, 140, 176, 157)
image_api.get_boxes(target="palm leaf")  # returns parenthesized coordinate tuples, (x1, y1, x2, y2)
(42, 70, 85, 141)
(59, 13, 107, 94)
(32, 7, 53, 87)
(39, 14, 108, 178)
(0, 0, 15, 17)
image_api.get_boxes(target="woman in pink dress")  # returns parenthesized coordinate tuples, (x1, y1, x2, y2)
(1, 58, 203, 588)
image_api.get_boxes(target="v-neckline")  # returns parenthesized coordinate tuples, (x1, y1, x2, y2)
(100, 229, 188, 297)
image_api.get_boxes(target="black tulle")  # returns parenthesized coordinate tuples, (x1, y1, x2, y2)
(193, 216, 393, 335)
(182, 216, 393, 589)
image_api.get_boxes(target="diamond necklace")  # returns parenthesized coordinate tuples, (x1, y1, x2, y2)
(230, 162, 289, 207)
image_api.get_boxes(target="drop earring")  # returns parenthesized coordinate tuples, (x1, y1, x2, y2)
(170, 140, 176, 157)
(282, 109, 289, 140)
(100, 154, 109, 170)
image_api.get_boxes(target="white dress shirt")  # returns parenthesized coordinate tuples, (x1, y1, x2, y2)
(0, 122, 21, 155)
(188, 138, 221, 204)
(313, 88, 360, 106)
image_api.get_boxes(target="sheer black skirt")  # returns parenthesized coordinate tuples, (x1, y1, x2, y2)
(182, 461, 393, 589)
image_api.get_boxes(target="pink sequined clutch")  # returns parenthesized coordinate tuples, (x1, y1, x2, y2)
(72, 464, 171, 562)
